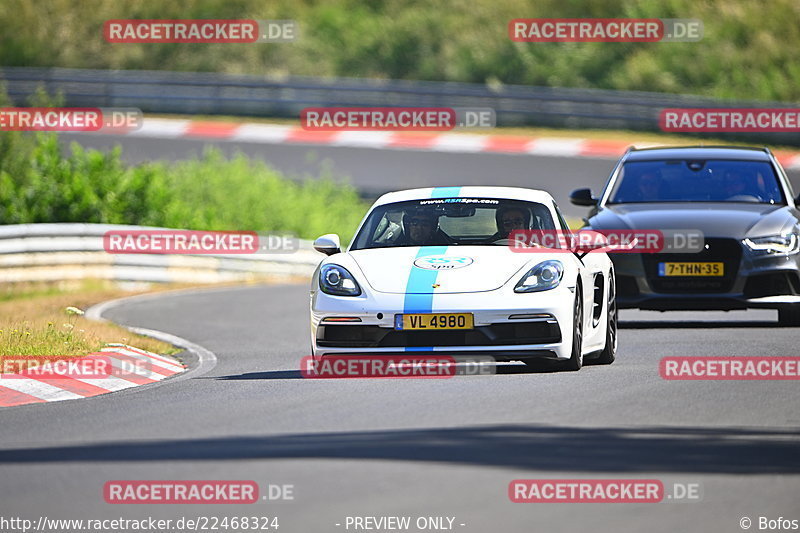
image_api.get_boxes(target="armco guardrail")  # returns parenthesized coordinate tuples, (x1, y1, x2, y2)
(2, 67, 798, 143)
(0, 223, 321, 283)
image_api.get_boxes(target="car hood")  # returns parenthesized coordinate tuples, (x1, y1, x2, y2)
(348, 246, 535, 294)
(591, 203, 799, 238)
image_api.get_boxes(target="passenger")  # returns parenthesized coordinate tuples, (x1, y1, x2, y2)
(491, 206, 530, 241)
(722, 170, 758, 201)
(637, 172, 662, 201)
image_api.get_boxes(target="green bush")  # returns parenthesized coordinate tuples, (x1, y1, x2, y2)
(0, 132, 368, 241)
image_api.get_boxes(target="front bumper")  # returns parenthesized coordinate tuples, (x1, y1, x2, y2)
(310, 285, 575, 361)
(611, 242, 800, 311)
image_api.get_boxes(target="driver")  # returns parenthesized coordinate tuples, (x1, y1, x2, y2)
(400, 208, 451, 246)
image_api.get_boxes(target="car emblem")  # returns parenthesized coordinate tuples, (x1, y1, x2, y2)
(413, 255, 474, 270)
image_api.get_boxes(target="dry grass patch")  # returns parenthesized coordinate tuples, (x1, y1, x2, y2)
(0, 277, 307, 370)
(0, 280, 181, 373)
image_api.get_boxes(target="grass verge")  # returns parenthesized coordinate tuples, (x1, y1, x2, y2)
(0, 280, 178, 363)
(0, 277, 311, 373)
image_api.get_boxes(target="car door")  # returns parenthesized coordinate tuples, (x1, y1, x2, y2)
(553, 202, 608, 350)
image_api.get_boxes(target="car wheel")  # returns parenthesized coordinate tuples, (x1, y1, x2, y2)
(594, 272, 617, 365)
(560, 286, 584, 371)
(778, 305, 800, 327)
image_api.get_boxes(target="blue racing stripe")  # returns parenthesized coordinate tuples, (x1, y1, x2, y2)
(402, 187, 462, 351)
(430, 186, 462, 199)
(403, 245, 449, 314)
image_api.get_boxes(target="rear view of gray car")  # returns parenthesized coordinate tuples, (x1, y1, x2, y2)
(570, 146, 800, 326)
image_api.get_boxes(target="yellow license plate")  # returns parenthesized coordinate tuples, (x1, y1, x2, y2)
(659, 262, 724, 276)
(395, 313, 474, 330)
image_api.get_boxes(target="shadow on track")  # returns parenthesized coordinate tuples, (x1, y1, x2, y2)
(620, 320, 777, 330)
(214, 370, 304, 380)
(212, 363, 559, 380)
(1, 424, 797, 474)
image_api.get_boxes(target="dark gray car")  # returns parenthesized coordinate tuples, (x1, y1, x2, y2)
(570, 146, 800, 326)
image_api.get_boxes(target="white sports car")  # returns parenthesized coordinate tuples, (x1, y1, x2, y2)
(310, 186, 617, 371)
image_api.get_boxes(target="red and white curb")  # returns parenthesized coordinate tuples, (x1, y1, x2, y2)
(0, 345, 185, 407)
(97, 118, 800, 169)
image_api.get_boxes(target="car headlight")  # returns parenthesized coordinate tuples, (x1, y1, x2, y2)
(319, 264, 362, 296)
(743, 232, 800, 255)
(515, 260, 564, 293)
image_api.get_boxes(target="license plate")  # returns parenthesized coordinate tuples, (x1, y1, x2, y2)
(394, 313, 474, 330)
(658, 262, 724, 277)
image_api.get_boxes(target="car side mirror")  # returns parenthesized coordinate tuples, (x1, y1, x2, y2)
(313, 234, 341, 255)
(570, 230, 609, 254)
(570, 188, 597, 207)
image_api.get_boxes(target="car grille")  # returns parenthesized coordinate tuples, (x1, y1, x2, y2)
(642, 238, 741, 293)
(317, 321, 562, 348)
(743, 272, 800, 299)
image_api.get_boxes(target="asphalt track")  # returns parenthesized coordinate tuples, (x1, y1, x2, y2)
(0, 284, 798, 532)
(0, 134, 798, 532)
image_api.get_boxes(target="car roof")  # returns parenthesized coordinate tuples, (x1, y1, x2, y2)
(373, 186, 556, 206)
(625, 145, 772, 162)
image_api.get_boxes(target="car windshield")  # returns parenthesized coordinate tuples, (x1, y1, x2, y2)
(350, 198, 557, 250)
(607, 159, 785, 204)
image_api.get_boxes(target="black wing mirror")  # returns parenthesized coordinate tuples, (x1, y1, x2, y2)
(569, 188, 597, 207)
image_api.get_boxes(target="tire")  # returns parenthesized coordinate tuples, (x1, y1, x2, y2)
(560, 286, 584, 371)
(778, 305, 800, 327)
(594, 271, 617, 365)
